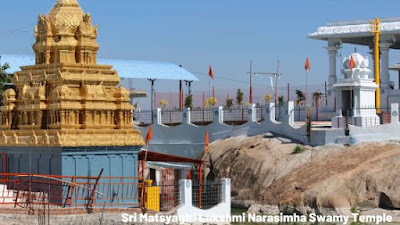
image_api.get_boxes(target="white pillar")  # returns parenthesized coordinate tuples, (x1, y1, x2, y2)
(326, 40, 341, 87)
(213, 106, 223, 124)
(179, 179, 192, 206)
(268, 103, 276, 122)
(287, 101, 295, 126)
(353, 91, 359, 116)
(325, 40, 341, 112)
(391, 103, 399, 124)
(154, 108, 161, 125)
(379, 42, 392, 89)
(183, 108, 191, 124)
(220, 179, 231, 207)
(248, 104, 256, 122)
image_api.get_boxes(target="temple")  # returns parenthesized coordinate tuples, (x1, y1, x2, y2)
(309, 18, 400, 114)
(0, 0, 144, 176)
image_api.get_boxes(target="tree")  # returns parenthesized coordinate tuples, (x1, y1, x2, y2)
(225, 98, 233, 108)
(313, 92, 322, 120)
(265, 94, 272, 103)
(159, 100, 168, 109)
(0, 62, 12, 105)
(184, 95, 193, 109)
(312, 92, 322, 103)
(295, 98, 302, 106)
(278, 96, 285, 107)
(236, 89, 244, 106)
(205, 97, 217, 108)
(295, 89, 304, 106)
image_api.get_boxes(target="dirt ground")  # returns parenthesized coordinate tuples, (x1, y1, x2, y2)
(0, 208, 164, 225)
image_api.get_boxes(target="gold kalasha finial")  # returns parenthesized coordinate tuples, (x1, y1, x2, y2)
(56, 0, 79, 7)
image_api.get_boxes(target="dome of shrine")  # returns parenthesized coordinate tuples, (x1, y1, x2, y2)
(341, 52, 371, 79)
(342, 52, 369, 69)
(48, 0, 84, 35)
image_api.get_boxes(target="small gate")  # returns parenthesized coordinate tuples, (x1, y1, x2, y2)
(160, 169, 176, 211)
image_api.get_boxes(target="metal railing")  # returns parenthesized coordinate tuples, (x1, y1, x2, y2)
(273, 105, 285, 122)
(0, 173, 142, 209)
(222, 107, 248, 126)
(143, 183, 181, 212)
(190, 108, 214, 126)
(133, 110, 152, 127)
(344, 107, 391, 126)
(192, 180, 223, 210)
(161, 109, 183, 126)
(255, 106, 265, 123)
(292, 107, 307, 127)
(378, 108, 392, 124)
(159, 184, 180, 211)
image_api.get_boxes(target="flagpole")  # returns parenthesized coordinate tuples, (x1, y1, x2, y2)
(349, 55, 355, 118)
(350, 59, 354, 117)
(208, 75, 211, 101)
(212, 86, 215, 106)
(250, 60, 253, 104)
(203, 92, 205, 107)
(304, 58, 310, 107)
(306, 70, 308, 106)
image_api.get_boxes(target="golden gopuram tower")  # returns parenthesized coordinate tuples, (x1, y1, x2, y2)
(0, 0, 144, 148)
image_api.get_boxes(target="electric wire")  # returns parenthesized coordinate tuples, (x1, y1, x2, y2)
(192, 71, 316, 94)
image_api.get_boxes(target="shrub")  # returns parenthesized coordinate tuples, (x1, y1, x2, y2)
(225, 98, 233, 108)
(184, 95, 193, 109)
(292, 145, 305, 154)
(236, 89, 244, 106)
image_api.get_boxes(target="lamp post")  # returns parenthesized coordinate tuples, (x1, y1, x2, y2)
(148, 79, 156, 120)
(250, 60, 282, 105)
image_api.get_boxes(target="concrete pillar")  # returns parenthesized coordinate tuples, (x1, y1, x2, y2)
(220, 179, 231, 207)
(179, 179, 192, 206)
(150, 79, 156, 113)
(213, 106, 223, 124)
(183, 108, 191, 124)
(391, 103, 399, 124)
(353, 91, 359, 116)
(324, 40, 341, 112)
(155, 170, 161, 185)
(248, 104, 256, 122)
(398, 71, 400, 89)
(268, 103, 276, 122)
(287, 101, 295, 126)
(380, 42, 392, 89)
(154, 108, 161, 125)
(326, 40, 341, 87)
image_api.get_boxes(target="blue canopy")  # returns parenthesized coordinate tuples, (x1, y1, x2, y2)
(1, 54, 198, 81)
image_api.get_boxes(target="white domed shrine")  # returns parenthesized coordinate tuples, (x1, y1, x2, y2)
(331, 53, 380, 128)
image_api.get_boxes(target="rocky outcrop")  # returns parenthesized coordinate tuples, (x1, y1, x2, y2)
(202, 134, 400, 214)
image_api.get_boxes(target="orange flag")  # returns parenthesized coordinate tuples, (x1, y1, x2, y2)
(208, 65, 214, 80)
(145, 125, 153, 145)
(349, 56, 355, 69)
(304, 57, 311, 71)
(205, 131, 209, 151)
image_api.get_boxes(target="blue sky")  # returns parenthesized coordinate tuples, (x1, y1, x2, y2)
(1, 0, 400, 107)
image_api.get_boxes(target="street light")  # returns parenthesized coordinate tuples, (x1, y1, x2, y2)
(249, 60, 282, 105)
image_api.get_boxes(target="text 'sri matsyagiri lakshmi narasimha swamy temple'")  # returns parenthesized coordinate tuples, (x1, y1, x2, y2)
(0, 0, 144, 177)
